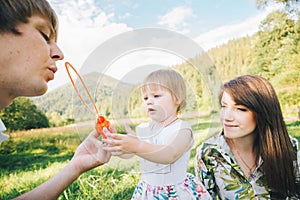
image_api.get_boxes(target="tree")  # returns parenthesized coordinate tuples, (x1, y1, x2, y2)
(0, 97, 49, 132)
(256, 0, 299, 21)
(253, 1, 300, 108)
(249, 11, 297, 78)
(256, 0, 299, 9)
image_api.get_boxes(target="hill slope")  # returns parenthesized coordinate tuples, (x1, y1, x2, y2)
(32, 72, 135, 121)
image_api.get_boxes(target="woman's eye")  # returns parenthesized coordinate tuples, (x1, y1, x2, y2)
(237, 108, 247, 112)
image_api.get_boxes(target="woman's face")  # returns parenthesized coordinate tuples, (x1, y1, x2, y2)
(220, 91, 256, 139)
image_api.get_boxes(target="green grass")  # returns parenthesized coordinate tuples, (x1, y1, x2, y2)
(0, 116, 299, 200)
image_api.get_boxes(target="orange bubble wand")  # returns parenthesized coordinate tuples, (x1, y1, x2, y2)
(65, 62, 110, 138)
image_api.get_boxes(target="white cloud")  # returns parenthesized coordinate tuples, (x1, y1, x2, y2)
(195, 14, 263, 51)
(158, 6, 193, 33)
(119, 12, 132, 20)
(46, 1, 284, 91)
(106, 50, 184, 84)
(51, 0, 110, 26)
(195, 5, 281, 51)
(47, 0, 131, 91)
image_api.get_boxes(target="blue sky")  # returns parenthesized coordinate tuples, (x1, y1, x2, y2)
(47, 0, 277, 91)
(95, 0, 261, 37)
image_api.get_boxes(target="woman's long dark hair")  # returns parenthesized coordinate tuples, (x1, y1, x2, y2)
(220, 74, 299, 198)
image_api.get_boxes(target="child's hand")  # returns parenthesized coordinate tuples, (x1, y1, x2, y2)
(102, 128, 140, 156)
(124, 123, 134, 135)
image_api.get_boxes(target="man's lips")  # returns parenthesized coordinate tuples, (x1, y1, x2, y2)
(47, 66, 57, 80)
(48, 65, 58, 74)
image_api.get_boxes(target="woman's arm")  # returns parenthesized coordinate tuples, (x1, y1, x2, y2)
(14, 130, 111, 200)
(103, 128, 193, 164)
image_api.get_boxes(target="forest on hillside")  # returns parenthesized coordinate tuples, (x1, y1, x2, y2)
(122, 1, 300, 121)
(1, 0, 299, 131)
(207, 8, 300, 111)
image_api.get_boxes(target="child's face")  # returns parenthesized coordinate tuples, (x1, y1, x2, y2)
(142, 86, 178, 123)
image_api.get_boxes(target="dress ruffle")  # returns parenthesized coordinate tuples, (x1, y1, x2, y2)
(131, 173, 211, 200)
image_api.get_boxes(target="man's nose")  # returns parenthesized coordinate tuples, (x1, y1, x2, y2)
(50, 42, 64, 61)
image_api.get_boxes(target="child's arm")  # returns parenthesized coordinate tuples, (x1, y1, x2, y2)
(118, 153, 134, 159)
(103, 128, 193, 164)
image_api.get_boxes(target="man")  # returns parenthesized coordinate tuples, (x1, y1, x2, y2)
(0, 0, 110, 199)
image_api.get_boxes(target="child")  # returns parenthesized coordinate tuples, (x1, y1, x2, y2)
(103, 69, 211, 199)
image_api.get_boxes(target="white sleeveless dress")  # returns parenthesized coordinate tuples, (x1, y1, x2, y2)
(131, 120, 211, 200)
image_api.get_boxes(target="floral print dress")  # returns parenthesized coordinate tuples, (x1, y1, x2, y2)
(0, 119, 9, 145)
(195, 132, 300, 200)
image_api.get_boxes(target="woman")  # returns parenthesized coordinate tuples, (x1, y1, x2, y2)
(195, 74, 300, 199)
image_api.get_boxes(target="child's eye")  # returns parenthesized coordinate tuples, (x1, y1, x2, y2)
(143, 97, 148, 101)
(154, 95, 161, 98)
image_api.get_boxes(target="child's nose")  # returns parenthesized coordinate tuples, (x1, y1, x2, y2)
(146, 97, 154, 105)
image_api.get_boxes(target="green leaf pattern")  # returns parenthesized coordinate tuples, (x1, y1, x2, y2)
(195, 134, 271, 199)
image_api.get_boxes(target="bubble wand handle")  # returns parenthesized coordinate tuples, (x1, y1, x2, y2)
(65, 62, 109, 138)
(65, 62, 99, 115)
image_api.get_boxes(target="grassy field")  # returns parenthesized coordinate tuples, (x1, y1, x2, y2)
(0, 115, 299, 200)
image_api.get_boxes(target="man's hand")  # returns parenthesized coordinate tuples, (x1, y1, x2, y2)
(70, 130, 111, 175)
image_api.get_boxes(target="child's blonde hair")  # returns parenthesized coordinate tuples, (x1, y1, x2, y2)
(141, 69, 186, 114)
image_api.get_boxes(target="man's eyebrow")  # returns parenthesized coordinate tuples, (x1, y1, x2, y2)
(35, 19, 56, 40)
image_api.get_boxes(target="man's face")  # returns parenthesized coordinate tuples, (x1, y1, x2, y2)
(0, 15, 64, 108)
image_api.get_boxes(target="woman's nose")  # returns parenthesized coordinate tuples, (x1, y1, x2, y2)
(221, 108, 234, 121)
